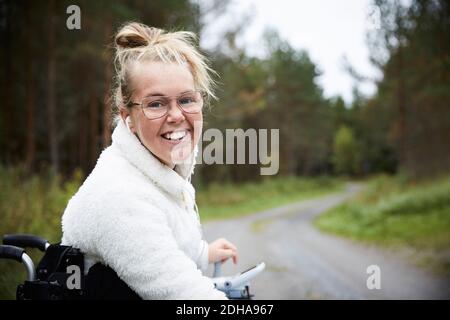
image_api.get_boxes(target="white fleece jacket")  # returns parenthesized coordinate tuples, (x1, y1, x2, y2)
(61, 119, 227, 300)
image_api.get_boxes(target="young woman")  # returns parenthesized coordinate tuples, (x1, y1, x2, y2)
(61, 22, 237, 299)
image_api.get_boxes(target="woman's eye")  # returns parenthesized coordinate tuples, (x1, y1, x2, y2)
(179, 97, 194, 105)
(147, 101, 163, 108)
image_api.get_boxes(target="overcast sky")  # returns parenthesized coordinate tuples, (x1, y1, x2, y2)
(200, 0, 381, 104)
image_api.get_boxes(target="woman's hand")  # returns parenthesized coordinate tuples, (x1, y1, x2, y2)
(208, 238, 238, 265)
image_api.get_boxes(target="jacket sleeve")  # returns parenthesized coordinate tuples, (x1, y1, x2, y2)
(90, 195, 227, 300)
(194, 240, 210, 273)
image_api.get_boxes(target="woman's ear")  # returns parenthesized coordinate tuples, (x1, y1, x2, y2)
(119, 107, 129, 124)
(119, 108, 134, 133)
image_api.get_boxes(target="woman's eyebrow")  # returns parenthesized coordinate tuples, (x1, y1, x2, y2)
(143, 92, 165, 97)
(143, 90, 194, 98)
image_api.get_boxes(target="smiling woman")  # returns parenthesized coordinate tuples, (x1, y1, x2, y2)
(60, 22, 238, 300)
(122, 61, 203, 168)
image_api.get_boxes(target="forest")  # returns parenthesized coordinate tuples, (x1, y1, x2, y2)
(1, 0, 448, 182)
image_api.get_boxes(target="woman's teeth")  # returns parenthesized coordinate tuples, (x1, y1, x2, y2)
(162, 130, 187, 141)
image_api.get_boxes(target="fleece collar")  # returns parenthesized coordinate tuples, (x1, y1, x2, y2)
(111, 119, 197, 201)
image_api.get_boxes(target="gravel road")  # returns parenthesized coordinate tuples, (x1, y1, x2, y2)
(203, 184, 450, 299)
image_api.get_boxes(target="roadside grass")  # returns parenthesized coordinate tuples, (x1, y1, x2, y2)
(314, 174, 450, 275)
(197, 176, 345, 222)
(0, 165, 83, 299)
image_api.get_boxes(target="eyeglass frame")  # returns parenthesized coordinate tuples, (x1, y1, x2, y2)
(127, 90, 206, 120)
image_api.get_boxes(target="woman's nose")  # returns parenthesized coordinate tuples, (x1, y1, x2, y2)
(166, 102, 185, 123)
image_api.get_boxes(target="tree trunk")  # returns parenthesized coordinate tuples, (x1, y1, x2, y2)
(47, 0, 59, 172)
(397, 45, 407, 174)
(89, 92, 98, 170)
(102, 18, 112, 147)
(25, 1, 36, 171)
(78, 98, 88, 173)
(2, 0, 13, 164)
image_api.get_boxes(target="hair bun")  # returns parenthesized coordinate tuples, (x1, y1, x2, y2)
(115, 23, 162, 49)
(116, 33, 148, 48)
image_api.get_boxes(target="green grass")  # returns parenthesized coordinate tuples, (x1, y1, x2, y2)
(0, 165, 83, 299)
(315, 174, 450, 274)
(197, 176, 345, 221)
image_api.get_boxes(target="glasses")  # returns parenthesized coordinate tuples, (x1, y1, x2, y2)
(128, 90, 205, 120)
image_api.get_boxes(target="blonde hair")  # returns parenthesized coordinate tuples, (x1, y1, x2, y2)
(111, 22, 217, 123)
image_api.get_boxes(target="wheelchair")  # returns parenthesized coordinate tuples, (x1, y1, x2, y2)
(0, 234, 264, 300)
(0, 234, 141, 300)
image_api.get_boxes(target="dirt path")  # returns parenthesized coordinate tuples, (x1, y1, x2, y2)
(203, 184, 450, 299)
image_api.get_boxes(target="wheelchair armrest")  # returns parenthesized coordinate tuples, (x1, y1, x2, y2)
(0, 245, 36, 281)
(0, 244, 25, 262)
(3, 234, 50, 251)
